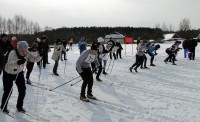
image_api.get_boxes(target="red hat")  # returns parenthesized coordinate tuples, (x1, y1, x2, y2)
(11, 36, 19, 48)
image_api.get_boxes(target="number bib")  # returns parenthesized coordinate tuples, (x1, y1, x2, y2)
(84, 53, 96, 63)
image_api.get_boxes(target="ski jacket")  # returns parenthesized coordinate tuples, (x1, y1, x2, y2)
(76, 49, 99, 74)
(51, 44, 66, 61)
(98, 44, 109, 60)
(4, 49, 42, 74)
(136, 43, 146, 56)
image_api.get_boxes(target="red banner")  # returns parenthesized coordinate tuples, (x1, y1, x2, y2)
(124, 37, 132, 44)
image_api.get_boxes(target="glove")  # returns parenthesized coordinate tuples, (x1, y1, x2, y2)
(57, 48, 61, 51)
(17, 58, 26, 65)
(155, 53, 158, 55)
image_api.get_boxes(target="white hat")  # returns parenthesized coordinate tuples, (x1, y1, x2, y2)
(97, 37, 104, 42)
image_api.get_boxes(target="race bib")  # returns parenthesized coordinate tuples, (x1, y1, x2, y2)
(84, 53, 96, 63)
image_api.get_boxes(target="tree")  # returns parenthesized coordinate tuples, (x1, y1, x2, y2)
(179, 18, 191, 31)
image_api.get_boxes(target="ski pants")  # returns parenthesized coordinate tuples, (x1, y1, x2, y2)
(78, 68, 93, 97)
(26, 62, 34, 80)
(1, 71, 26, 110)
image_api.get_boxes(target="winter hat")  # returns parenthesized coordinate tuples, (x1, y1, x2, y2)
(55, 39, 62, 45)
(17, 41, 29, 51)
(91, 42, 99, 50)
(155, 44, 160, 49)
(32, 42, 38, 48)
(97, 37, 104, 43)
(1, 34, 8, 38)
(11, 36, 18, 48)
(36, 38, 41, 42)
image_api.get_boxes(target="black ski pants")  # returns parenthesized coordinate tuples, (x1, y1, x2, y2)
(1, 71, 26, 110)
(78, 68, 93, 97)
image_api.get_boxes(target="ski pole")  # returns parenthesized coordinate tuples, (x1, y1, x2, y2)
(49, 76, 81, 91)
(64, 51, 68, 74)
(107, 59, 112, 72)
(110, 59, 116, 74)
(2, 72, 20, 112)
(70, 79, 82, 86)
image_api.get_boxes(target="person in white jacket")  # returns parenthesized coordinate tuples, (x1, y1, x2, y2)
(1, 41, 42, 113)
(51, 39, 68, 76)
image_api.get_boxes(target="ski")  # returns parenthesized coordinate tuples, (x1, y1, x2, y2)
(2, 112, 15, 118)
(27, 84, 48, 90)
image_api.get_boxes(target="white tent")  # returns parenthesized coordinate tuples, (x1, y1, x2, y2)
(104, 32, 125, 43)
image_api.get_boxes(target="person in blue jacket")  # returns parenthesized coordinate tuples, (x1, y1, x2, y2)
(78, 36, 87, 55)
(147, 44, 160, 66)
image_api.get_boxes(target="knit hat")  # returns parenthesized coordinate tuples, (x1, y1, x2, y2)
(11, 36, 18, 48)
(17, 41, 29, 51)
(0, 34, 7, 38)
(91, 42, 99, 50)
(97, 37, 104, 42)
(32, 42, 38, 48)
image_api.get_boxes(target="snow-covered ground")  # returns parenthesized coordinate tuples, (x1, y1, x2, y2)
(0, 42, 200, 122)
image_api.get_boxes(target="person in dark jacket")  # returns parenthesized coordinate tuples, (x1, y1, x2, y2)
(187, 36, 198, 60)
(61, 39, 67, 61)
(0, 34, 13, 75)
(37, 36, 49, 68)
(115, 40, 123, 59)
(182, 39, 188, 58)
(26, 42, 39, 84)
(108, 38, 116, 60)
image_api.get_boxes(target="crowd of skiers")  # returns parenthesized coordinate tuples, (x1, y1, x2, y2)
(0, 33, 198, 108)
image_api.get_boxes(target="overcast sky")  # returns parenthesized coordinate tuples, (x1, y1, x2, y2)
(0, 0, 199, 30)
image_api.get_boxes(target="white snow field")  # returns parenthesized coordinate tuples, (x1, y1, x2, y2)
(0, 42, 200, 122)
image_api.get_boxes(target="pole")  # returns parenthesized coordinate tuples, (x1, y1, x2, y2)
(49, 76, 81, 91)
(70, 79, 82, 86)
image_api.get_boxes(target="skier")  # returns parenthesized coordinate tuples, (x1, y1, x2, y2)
(68, 37, 73, 50)
(101, 42, 112, 74)
(129, 40, 146, 72)
(1, 41, 42, 113)
(51, 39, 68, 76)
(115, 40, 123, 59)
(108, 38, 116, 60)
(61, 39, 67, 61)
(37, 35, 49, 69)
(182, 39, 189, 58)
(187, 36, 198, 60)
(147, 43, 160, 66)
(0, 34, 13, 75)
(76, 42, 100, 102)
(78, 36, 87, 55)
(26, 42, 39, 84)
(164, 44, 178, 65)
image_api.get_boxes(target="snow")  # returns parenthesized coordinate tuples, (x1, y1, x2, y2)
(0, 43, 200, 122)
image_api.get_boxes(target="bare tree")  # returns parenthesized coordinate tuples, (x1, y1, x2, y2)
(7, 18, 13, 34)
(168, 24, 174, 32)
(179, 18, 191, 31)
(155, 23, 161, 29)
(162, 22, 168, 31)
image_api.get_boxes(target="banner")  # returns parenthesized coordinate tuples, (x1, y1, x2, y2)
(124, 37, 132, 44)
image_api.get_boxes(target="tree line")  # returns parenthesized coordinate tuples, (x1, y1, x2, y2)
(1, 15, 199, 45)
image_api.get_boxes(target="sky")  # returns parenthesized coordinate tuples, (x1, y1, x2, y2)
(0, 0, 199, 30)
